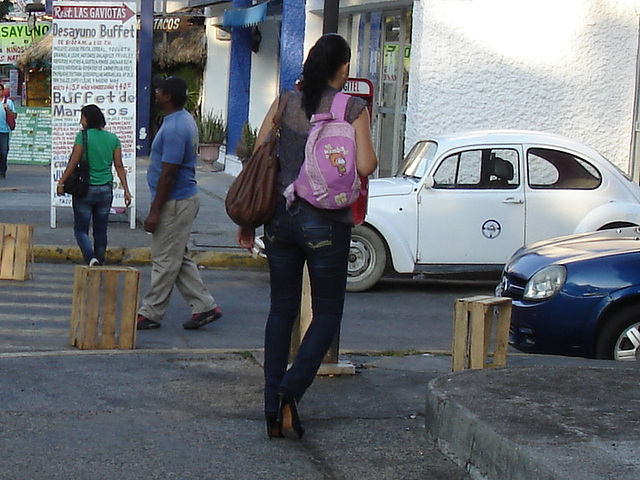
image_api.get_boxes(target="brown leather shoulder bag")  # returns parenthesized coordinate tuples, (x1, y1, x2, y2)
(225, 91, 290, 228)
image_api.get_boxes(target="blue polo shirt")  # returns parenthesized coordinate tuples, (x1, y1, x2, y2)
(147, 109, 199, 200)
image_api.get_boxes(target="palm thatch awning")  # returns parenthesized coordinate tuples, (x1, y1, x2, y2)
(17, 25, 206, 70)
(17, 32, 51, 69)
(154, 27, 206, 69)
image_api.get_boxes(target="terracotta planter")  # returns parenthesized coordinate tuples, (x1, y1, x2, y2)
(199, 143, 221, 163)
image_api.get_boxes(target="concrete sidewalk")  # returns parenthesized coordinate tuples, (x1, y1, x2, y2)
(1, 159, 639, 479)
(1, 158, 265, 268)
(0, 349, 469, 480)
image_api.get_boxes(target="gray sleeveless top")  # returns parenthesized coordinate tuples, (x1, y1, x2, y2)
(277, 87, 367, 224)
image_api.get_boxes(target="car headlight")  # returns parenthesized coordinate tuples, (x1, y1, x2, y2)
(523, 265, 566, 301)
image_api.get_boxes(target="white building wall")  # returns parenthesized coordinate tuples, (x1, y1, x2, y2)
(202, 21, 280, 135)
(201, 5, 365, 142)
(408, 0, 639, 171)
(248, 21, 280, 130)
(306, 10, 324, 57)
(202, 22, 230, 120)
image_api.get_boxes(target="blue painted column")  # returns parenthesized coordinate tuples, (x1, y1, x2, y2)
(280, 0, 306, 91)
(368, 13, 382, 81)
(226, 0, 252, 156)
(136, 0, 153, 156)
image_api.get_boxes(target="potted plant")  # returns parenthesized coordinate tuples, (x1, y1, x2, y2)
(235, 122, 258, 164)
(196, 110, 227, 163)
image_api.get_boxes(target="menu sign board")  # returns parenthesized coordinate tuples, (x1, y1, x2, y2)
(0, 22, 50, 64)
(50, 1, 136, 213)
(7, 106, 51, 165)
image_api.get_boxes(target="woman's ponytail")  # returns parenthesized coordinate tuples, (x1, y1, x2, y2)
(300, 34, 351, 119)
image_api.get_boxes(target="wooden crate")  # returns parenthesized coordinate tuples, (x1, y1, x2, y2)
(0, 223, 33, 280)
(452, 295, 512, 372)
(70, 266, 140, 349)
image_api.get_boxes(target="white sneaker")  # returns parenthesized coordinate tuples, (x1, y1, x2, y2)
(89, 258, 100, 267)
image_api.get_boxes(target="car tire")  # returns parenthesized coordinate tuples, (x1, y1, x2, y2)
(595, 305, 640, 361)
(347, 225, 387, 292)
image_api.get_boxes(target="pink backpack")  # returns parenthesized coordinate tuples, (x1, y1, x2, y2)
(284, 92, 361, 209)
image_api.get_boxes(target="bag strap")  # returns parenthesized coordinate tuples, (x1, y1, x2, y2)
(330, 92, 349, 121)
(81, 129, 89, 166)
(272, 90, 291, 129)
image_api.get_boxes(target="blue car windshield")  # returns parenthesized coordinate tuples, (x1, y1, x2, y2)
(397, 141, 438, 178)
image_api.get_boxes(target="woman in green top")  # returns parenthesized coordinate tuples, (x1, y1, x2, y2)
(56, 104, 132, 266)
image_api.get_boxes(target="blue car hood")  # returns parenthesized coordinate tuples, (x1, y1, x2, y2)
(506, 228, 640, 277)
(369, 177, 415, 198)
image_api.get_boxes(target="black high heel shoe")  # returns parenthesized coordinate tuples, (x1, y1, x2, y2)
(277, 391, 305, 440)
(266, 412, 284, 439)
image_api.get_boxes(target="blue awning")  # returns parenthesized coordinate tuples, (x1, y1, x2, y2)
(223, 2, 268, 27)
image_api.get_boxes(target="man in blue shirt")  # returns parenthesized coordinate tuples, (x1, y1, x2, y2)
(137, 76, 222, 330)
(0, 84, 16, 179)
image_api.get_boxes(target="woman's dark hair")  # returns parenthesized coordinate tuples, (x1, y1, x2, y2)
(81, 104, 106, 129)
(300, 34, 351, 118)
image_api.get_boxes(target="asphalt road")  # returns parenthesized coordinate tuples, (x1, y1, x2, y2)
(0, 263, 479, 480)
(0, 263, 495, 354)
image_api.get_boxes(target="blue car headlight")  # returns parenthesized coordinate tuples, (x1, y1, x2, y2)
(523, 265, 567, 301)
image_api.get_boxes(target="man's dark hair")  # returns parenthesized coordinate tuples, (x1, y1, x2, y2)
(153, 76, 188, 108)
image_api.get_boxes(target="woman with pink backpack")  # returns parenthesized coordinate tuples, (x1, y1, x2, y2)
(238, 34, 377, 440)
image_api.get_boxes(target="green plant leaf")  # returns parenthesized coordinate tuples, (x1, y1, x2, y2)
(196, 110, 227, 145)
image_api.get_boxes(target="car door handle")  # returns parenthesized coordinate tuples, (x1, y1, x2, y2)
(503, 197, 524, 204)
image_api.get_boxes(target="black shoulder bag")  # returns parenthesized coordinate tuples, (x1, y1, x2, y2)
(63, 130, 89, 198)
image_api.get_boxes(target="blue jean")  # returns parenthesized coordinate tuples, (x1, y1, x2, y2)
(263, 199, 352, 414)
(0, 132, 8, 175)
(72, 184, 113, 264)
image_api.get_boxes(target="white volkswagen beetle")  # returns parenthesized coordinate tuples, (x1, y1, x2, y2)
(348, 130, 640, 291)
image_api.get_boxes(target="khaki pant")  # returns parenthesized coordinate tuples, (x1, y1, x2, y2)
(138, 194, 216, 322)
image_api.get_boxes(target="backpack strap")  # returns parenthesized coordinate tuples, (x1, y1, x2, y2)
(330, 92, 350, 121)
(310, 112, 334, 123)
(310, 92, 350, 124)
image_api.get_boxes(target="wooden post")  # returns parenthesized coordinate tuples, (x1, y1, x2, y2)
(70, 266, 140, 349)
(452, 296, 512, 371)
(289, 264, 354, 375)
(0, 223, 33, 281)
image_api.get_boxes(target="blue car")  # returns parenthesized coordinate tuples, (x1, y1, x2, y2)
(496, 227, 640, 361)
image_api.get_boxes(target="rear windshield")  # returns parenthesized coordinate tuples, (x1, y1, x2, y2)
(527, 148, 601, 189)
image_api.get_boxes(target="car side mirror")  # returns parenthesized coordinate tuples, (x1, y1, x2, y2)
(423, 176, 434, 189)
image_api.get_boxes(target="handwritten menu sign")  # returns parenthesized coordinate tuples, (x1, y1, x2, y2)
(50, 1, 136, 209)
(8, 107, 51, 165)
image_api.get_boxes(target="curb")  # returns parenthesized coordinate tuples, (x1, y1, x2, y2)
(424, 372, 556, 480)
(32, 245, 268, 270)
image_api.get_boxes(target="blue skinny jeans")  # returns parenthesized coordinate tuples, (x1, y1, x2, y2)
(72, 184, 113, 264)
(263, 198, 352, 414)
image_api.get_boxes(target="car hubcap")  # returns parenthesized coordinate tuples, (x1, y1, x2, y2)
(614, 322, 640, 361)
(349, 238, 375, 279)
